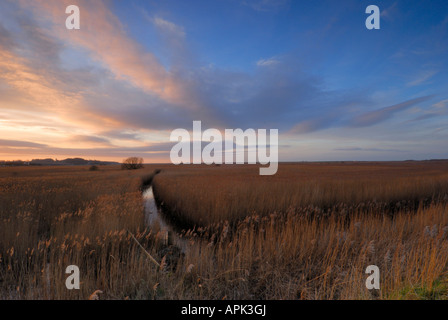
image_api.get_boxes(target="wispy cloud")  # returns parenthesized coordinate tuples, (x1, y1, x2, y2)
(69, 135, 111, 146)
(334, 147, 407, 153)
(0, 139, 47, 148)
(434, 99, 448, 109)
(0, 140, 175, 161)
(409, 98, 448, 122)
(407, 70, 438, 87)
(152, 17, 186, 38)
(289, 118, 334, 134)
(381, 2, 398, 21)
(349, 96, 434, 128)
(256, 57, 280, 67)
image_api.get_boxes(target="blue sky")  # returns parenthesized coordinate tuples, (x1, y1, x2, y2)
(0, 0, 447, 162)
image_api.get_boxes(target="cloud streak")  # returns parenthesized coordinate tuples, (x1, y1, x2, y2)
(349, 96, 434, 128)
(334, 147, 408, 153)
(0, 139, 47, 148)
(407, 70, 438, 87)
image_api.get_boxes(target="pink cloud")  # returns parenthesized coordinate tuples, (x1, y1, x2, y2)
(19, 0, 201, 111)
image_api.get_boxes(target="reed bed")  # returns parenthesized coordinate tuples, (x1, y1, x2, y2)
(1, 162, 448, 299)
(0, 165, 163, 299)
(179, 204, 448, 299)
(152, 161, 448, 227)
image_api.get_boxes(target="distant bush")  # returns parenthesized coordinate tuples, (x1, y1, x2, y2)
(121, 157, 144, 170)
(89, 165, 99, 171)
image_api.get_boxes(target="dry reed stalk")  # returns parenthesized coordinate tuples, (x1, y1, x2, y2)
(127, 229, 160, 268)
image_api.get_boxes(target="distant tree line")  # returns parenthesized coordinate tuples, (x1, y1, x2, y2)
(0, 158, 119, 167)
(0, 160, 28, 166)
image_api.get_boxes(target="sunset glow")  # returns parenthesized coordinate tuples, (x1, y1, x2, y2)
(1, 0, 447, 162)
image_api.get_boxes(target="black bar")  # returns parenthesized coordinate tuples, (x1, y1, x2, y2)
(1, 300, 446, 319)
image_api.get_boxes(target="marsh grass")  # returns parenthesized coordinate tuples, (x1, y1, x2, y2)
(152, 162, 448, 227)
(0, 165, 162, 299)
(1, 162, 448, 299)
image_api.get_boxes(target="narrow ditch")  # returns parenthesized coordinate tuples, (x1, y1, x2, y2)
(142, 185, 188, 253)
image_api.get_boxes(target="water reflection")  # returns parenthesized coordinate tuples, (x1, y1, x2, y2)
(143, 187, 187, 252)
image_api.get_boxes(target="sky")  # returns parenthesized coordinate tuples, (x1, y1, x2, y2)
(0, 0, 447, 162)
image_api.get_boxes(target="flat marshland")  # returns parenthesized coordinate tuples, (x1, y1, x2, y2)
(1, 161, 448, 299)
